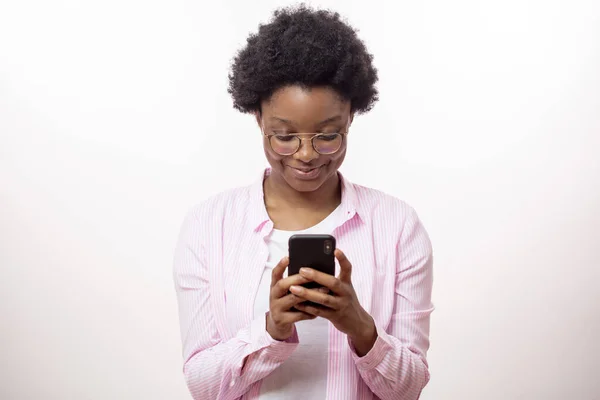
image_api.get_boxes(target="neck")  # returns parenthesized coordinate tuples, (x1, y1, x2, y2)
(264, 170, 341, 211)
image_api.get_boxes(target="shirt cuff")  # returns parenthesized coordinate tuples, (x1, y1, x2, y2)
(249, 312, 299, 361)
(348, 320, 392, 371)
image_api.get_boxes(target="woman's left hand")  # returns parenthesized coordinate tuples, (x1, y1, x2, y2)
(290, 249, 378, 356)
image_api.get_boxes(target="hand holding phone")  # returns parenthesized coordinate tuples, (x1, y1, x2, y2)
(266, 256, 317, 341)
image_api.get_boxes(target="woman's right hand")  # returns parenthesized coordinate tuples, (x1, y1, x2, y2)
(266, 256, 316, 341)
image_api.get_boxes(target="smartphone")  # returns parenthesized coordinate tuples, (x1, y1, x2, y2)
(288, 234, 336, 289)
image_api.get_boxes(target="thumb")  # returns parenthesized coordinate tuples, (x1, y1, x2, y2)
(335, 249, 352, 283)
(271, 256, 289, 287)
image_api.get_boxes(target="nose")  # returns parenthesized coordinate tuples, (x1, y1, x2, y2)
(293, 137, 318, 162)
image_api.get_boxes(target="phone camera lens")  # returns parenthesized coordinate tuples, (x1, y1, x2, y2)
(324, 240, 332, 254)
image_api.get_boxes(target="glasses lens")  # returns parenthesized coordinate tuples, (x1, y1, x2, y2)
(314, 134, 343, 154)
(270, 135, 300, 155)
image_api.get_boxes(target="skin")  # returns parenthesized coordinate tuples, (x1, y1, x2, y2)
(256, 85, 378, 356)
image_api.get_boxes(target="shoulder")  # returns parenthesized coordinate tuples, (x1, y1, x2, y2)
(352, 183, 433, 261)
(184, 184, 253, 225)
(349, 181, 421, 225)
(348, 180, 431, 246)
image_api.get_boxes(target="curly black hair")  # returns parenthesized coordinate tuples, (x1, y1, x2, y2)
(228, 4, 379, 114)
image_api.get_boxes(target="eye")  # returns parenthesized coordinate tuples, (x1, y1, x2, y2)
(273, 134, 296, 142)
(318, 133, 340, 141)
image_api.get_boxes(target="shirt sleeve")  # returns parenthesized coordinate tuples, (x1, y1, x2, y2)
(348, 207, 434, 400)
(173, 209, 298, 400)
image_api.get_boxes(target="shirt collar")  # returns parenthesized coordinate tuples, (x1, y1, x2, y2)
(248, 168, 364, 232)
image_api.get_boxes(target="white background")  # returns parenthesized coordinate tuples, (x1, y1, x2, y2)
(1, 0, 599, 399)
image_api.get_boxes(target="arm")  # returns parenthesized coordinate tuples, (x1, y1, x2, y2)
(348, 208, 434, 400)
(173, 210, 298, 400)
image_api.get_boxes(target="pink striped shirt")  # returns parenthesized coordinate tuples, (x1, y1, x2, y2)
(173, 169, 434, 400)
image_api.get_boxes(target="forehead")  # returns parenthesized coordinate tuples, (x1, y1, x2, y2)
(262, 85, 350, 125)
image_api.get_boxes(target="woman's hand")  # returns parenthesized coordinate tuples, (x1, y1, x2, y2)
(290, 249, 378, 356)
(266, 256, 317, 341)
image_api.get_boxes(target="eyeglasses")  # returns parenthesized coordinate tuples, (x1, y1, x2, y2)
(264, 132, 347, 156)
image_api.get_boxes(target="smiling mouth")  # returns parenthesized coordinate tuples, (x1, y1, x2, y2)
(287, 164, 325, 179)
(293, 167, 319, 172)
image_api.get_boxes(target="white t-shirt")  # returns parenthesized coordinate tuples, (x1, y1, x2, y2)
(253, 205, 343, 399)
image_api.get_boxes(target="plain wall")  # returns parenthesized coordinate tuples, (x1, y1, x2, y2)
(1, 0, 599, 399)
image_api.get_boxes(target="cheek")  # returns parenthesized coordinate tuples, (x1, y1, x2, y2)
(263, 144, 286, 165)
(327, 148, 346, 166)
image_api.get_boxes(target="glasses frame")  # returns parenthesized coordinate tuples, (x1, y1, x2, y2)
(263, 132, 348, 156)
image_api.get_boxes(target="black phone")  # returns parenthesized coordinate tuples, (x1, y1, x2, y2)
(288, 234, 336, 289)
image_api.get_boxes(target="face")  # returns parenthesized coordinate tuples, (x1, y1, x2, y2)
(257, 85, 353, 193)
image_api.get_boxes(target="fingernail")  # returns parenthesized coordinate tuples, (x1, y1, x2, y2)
(299, 268, 312, 275)
(290, 285, 302, 294)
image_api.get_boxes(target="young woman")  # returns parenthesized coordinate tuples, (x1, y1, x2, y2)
(174, 5, 434, 400)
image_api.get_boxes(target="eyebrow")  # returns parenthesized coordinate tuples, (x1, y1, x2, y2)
(271, 115, 343, 126)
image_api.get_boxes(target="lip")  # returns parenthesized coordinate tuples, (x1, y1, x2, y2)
(287, 165, 324, 180)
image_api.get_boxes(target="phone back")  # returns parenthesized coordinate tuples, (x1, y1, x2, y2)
(288, 234, 336, 289)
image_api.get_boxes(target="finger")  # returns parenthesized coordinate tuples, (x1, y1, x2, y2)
(335, 249, 353, 283)
(270, 256, 289, 287)
(299, 268, 345, 295)
(272, 274, 311, 299)
(284, 310, 317, 323)
(295, 302, 335, 319)
(289, 286, 341, 310)
(275, 293, 311, 311)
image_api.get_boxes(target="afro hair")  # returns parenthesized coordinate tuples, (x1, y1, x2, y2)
(228, 4, 379, 114)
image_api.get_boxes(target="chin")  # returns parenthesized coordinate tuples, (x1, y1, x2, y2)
(286, 178, 326, 192)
